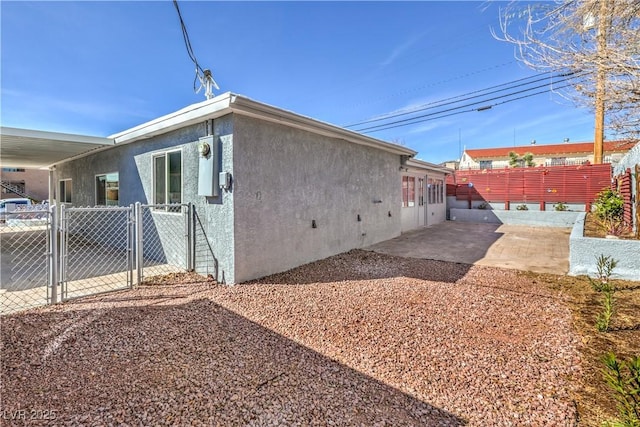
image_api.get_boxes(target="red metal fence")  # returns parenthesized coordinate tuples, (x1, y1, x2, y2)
(447, 164, 612, 210)
(613, 167, 634, 227)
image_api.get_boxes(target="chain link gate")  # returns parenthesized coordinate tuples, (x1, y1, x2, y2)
(59, 205, 134, 301)
(0, 206, 54, 314)
(2, 203, 193, 314)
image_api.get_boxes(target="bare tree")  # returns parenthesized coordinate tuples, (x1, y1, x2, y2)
(493, 0, 640, 161)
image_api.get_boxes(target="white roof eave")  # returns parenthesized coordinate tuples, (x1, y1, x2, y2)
(108, 92, 416, 158)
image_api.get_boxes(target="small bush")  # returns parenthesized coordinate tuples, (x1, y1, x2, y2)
(554, 202, 569, 211)
(477, 202, 489, 210)
(593, 188, 626, 236)
(601, 353, 640, 426)
(594, 188, 624, 221)
(516, 204, 529, 211)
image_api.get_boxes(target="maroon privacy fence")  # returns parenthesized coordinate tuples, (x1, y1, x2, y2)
(446, 163, 612, 210)
(613, 166, 639, 236)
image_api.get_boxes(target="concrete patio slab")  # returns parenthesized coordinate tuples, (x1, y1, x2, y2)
(365, 221, 571, 275)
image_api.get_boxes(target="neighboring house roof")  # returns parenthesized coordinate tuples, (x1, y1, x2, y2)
(108, 92, 417, 158)
(464, 140, 636, 160)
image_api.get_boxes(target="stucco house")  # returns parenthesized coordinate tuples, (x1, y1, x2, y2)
(400, 158, 449, 232)
(49, 92, 449, 284)
(459, 140, 636, 170)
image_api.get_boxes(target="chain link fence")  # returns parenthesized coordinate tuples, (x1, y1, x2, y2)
(60, 205, 133, 301)
(1, 203, 193, 315)
(138, 204, 191, 282)
(0, 208, 52, 314)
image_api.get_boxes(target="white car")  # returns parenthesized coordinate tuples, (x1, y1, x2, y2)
(0, 198, 32, 222)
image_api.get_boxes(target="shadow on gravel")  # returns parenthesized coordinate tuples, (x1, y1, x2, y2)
(1, 298, 466, 426)
(249, 249, 475, 285)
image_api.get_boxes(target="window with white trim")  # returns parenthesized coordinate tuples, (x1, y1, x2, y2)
(427, 178, 444, 204)
(59, 179, 72, 204)
(153, 151, 182, 211)
(96, 172, 119, 206)
(402, 176, 415, 207)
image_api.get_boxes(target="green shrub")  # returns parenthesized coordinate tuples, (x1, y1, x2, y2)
(592, 255, 619, 332)
(554, 202, 569, 211)
(596, 290, 615, 332)
(602, 353, 640, 426)
(594, 188, 624, 221)
(516, 203, 529, 211)
(593, 188, 626, 235)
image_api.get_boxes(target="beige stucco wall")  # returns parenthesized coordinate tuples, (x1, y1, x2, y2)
(1, 168, 49, 201)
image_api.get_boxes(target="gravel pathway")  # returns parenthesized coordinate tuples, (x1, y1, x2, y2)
(0, 250, 581, 426)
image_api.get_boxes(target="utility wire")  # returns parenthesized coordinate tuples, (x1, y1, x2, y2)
(353, 74, 582, 132)
(173, 0, 205, 91)
(357, 82, 578, 134)
(345, 71, 580, 128)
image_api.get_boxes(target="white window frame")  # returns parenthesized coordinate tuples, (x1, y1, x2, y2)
(152, 149, 182, 212)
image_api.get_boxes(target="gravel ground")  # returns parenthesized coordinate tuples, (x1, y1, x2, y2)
(0, 250, 582, 426)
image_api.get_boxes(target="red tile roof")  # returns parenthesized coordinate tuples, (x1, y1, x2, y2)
(465, 140, 636, 159)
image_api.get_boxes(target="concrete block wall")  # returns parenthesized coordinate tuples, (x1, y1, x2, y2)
(449, 208, 581, 227)
(569, 213, 640, 281)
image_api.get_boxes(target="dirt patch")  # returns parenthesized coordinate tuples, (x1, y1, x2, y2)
(583, 212, 637, 239)
(529, 271, 640, 426)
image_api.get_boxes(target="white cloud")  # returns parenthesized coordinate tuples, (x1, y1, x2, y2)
(380, 34, 424, 67)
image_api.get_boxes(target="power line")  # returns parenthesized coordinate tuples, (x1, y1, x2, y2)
(345, 61, 517, 110)
(354, 81, 580, 134)
(345, 71, 580, 128)
(172, 0, 220, 99)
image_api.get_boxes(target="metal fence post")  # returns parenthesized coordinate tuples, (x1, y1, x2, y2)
(49, 204, 58, 304)
(186, 202, 195, 271)
(135, 202, 143, 286)
(127, 204, 134, 288)
(59, 204, 67, 301)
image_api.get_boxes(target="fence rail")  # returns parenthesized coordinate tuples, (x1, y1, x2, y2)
(1, 203, 193, 315)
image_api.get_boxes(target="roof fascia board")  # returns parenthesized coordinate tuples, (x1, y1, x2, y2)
(1, 126, 113, 146)
(406, 158, 452, 174)
(109, 93, 234, 144)
(103, 92, 415, 158)
(229, 95, 416, 157)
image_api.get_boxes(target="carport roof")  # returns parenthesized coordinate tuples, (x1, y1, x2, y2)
(0, 127, 114, 169)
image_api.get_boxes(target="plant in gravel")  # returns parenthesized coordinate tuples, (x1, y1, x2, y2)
(592, 255, 619, 332)
(601, 353, 640, 427)
(516, 203, 529, 211)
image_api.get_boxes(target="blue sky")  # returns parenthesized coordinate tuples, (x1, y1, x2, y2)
(1, 1, 606, 163)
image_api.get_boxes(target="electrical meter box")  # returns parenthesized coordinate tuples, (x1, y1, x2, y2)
(197, 135, 219, 197)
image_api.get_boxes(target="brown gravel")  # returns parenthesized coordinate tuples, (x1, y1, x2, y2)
(0, 250, 582, 426)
